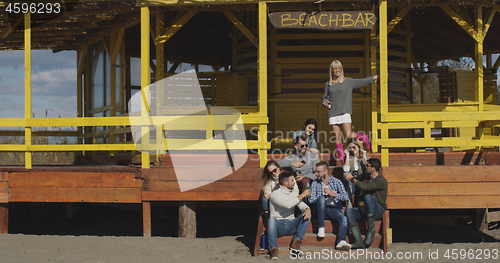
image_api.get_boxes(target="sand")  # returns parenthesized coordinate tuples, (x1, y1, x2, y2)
(0, 203, 499, 262)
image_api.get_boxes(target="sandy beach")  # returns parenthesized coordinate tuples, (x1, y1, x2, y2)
(0, 203, 499, 262)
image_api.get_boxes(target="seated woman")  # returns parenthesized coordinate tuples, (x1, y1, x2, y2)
(342, 138, 370, 207)
(292, 118, 320, 154)
(260, 161, 299, 223)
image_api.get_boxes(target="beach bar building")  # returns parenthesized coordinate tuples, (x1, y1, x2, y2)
(1, 0, 500, 254)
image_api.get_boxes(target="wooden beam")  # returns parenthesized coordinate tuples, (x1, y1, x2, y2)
(155, 10, 198, 45)
(141, 6, 151, 169)
(111, 28, 125, 64)
(0, 14, 23, 39)
(24, 12, 31, 170)
(482, 7, 497, 39)
(143, 202, 151, 237)
(223, 10, 258, 48)
(493, 54, 500, 70)
(0, 204, 7, 234)
(168, 61, 180, 73)
(258, 1, 268, 168)
(178, 201, 196, 238)
(376, 5, 413, 39)
(455, 6, 475, 28)
(439, 4, 479, 42)
(476, 3, 484, 112)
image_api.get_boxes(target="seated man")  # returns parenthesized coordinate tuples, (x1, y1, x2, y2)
(268, 171, 312, 260)
(308, 161, 351, 250)
(278, 135, 320, 193)
(344, 158, 388, 249)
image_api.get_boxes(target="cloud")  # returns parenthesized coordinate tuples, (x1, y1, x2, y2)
(0, 50, 76, 73)
(32, 68, 77, 97)
(0, 95, 25, 118)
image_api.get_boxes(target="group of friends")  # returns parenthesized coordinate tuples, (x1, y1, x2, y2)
(259, 60, 388, 260)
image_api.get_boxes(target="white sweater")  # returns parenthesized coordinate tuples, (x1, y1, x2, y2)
(269, 186, 309, 220)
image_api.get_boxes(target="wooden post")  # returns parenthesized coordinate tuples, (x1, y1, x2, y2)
(257, 1, 268, 168)
(143, 201, 151, 237)
(379, 0, 389, 167)
(178, 201, 196, 238)
(24, 12, 32, 169)
(0, 204, 7, 234)
(141, 6, 151, 169)
(475, 208, 488, 232)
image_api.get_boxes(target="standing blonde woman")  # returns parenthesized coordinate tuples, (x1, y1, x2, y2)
(322, 60, 378, 163)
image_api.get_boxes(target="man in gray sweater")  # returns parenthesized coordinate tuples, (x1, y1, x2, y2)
(268, 171, 311, 260)
(277, 135, 320, 193)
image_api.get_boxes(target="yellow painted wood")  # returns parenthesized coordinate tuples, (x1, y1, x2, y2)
(482, 7, 497, 39)
(258, 1, 269, 168)
(370, 25, 378, 153)
(155, 9, 198, 45)
(141, 6, 151, 169)
(379, 137, 500, 148)
(439, 4, 479, 42)
(381, 111, 500, 122)
(258, 2, 267, 116)
(380, 0, 388, 116)
(223, 10, 258, 48)
(0, 130, 78, 137)
(24, 12, 31, 169)
(376, 5, 413, 39)
(377, 120, 479, 129)
(476, 4, 484, 112)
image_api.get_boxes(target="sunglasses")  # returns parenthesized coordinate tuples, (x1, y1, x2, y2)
(299, 144, 307, 148)
(332, 68, 342, 72)
(269, 167, 278, 174)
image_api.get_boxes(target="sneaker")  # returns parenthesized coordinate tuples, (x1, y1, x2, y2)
(289, 239, 303, 252)
(270, 247, 279, 260)
(317, 227, 325, 238)
(336, 240, 352, 251)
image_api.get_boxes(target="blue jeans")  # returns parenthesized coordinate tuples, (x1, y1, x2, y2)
(346, 194, 385, 227)
(268, 215, 310, 249)
(315, 195, 348, 241)
(262, 197, 269, 211)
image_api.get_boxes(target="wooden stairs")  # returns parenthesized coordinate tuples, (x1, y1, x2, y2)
(253, 210, 390, 256)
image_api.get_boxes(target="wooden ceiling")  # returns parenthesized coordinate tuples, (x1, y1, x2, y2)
(0, 0, 499, 64)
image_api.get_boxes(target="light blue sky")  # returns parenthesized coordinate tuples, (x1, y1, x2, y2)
(0, 50, 77, 119)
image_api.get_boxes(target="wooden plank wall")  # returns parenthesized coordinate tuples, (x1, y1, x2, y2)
(8, 170, 142, 203)
(385, 165, 500, 209)
(142, 166, 261, 201)
(270, 31, 370, 152)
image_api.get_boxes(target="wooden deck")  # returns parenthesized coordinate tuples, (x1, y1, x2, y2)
(0, 152, 499, 237)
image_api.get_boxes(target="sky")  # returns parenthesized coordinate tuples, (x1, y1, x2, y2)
(0, 49, 77, 119)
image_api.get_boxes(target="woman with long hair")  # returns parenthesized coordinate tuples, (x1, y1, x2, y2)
(343, 138, 370, 206)
(292, 118, 319, 154)
(322, 60, 377, 163)
(260, 161, 299, 222)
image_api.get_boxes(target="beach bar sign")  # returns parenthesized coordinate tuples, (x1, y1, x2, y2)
(269, 11, 377, 30)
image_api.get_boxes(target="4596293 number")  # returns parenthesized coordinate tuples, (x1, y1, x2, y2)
(443, 248, 498, 260)
(6, 3, 61, 14)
